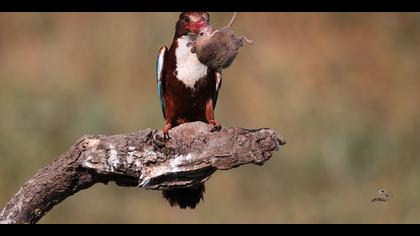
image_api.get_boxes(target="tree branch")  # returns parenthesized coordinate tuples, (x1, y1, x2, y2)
(0, 121, 285, 224)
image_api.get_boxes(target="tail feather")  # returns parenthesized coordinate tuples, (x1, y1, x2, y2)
(162, 184, 205, 209)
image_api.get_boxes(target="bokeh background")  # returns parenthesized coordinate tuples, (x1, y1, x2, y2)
(1, 12, 420, 223)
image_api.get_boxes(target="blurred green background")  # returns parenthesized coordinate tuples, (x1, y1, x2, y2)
(0, 13, 420, 223)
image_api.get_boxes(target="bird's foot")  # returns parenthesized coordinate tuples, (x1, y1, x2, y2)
(152, 132, 166, 148)
(153, 124, 171, 146)
(209, 120, 222, 132)
(162, 124, 172, 140)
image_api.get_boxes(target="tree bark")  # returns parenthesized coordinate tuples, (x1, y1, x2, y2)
(0, 121, 285, 224)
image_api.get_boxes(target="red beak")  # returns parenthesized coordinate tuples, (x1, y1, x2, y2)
(189, 20, 208, 34)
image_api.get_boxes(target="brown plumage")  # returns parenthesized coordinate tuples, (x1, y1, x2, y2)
(161, 40, 220, 131)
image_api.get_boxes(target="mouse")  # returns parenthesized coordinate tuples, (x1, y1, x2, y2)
(187, 12, 254, 70)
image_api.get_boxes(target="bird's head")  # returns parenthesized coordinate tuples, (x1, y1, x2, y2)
(175, 12, 210, 38)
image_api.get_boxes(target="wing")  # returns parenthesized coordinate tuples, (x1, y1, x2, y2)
(156, 46, 167, 119)
(212, 70, 223, 109)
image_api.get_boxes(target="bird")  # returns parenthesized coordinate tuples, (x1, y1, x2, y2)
(371, 187, 392, 203)
(156, 12, 223, 209)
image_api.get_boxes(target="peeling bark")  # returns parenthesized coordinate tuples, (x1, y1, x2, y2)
(0, 122, 285, 224)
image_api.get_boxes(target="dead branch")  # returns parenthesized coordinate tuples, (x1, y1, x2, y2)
(0, 121, 285, 224)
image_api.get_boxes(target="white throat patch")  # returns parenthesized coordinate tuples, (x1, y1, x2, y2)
(175, 35, 208, 89)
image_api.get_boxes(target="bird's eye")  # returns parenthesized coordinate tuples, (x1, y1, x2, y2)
(183, 16, 190, 24)
(199, 32, 204, 36)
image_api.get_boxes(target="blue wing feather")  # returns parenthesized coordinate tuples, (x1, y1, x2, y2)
(156, 46, 167, 119)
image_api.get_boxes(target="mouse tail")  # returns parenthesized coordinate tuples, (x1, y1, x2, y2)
(227, 12, 238, 28)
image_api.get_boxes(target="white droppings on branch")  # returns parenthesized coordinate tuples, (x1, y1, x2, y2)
(82, 158, 96, 169)
(185, 154, 193, 163)
(108, 144, 120, 172)
(170, 153, 195, 170)
(127, 148, 145, 172)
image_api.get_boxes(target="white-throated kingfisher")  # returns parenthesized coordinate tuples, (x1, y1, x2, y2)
(156, 12, 222, 209)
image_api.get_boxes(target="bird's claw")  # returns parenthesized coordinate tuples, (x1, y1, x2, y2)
(209, 120, 222, 132)
(152, 132, 166, 147)
(152, 126, 171, 147)
(162, 126, 171, 140)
